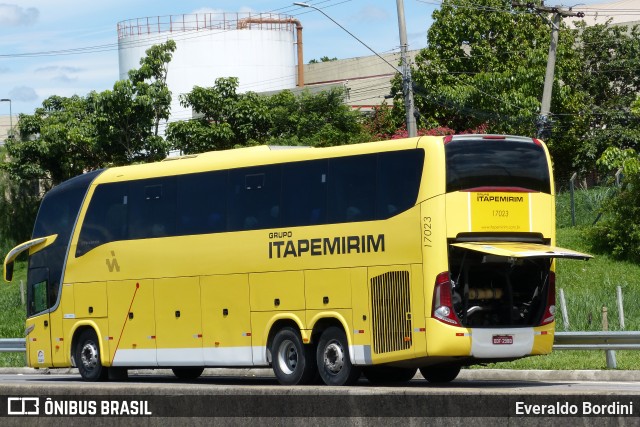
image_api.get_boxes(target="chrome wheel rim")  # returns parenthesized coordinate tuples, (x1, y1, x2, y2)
(323, 340, 344, 374)
(80, 341, 99, 370)
(277, 339, 298, 375)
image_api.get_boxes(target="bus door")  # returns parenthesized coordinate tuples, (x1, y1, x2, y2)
(25, 267, 53, 368)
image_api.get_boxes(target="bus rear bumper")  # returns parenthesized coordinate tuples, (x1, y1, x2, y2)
(425, 319, 554, 358)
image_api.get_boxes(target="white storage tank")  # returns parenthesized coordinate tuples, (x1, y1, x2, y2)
(117, 12, 299, 123)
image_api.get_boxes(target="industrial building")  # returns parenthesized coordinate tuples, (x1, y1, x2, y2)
(117, 12, 300, 124)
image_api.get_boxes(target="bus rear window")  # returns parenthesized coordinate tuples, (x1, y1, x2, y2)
(445, 138, 551, 194)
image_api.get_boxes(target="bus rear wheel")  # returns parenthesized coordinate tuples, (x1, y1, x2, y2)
(172, 367, 204, 380)
(75, 329, 108, 382)
(316, 326, 361, 386)
(362, 366, 417, 385)
(419, 365, 461, 383)
(271, 326, 316, 385)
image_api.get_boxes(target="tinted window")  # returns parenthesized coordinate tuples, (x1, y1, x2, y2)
(29, 170, 101, 313)
(445, 139, 551, 193)
(129, 177, 177, 239)
(376, 150, 424, 219)
(228, 165, 281, 231)
(76, 182, 128, 257)
(177, 171, 227, 235)
(328, 154, 377, 223)
(74, 149, 425, 255)
(282, 160, 328, 226)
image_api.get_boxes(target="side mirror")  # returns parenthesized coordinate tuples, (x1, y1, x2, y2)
(3, 234, 58, 283)
(4, 261, 13, 282)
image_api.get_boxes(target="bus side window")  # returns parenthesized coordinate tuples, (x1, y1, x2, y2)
(328, 154, 376, 224)
(228, 166, 281, 231)
(177, 171, 227, 235)
(376, 150, 424, 219)
(129, 177, 177, 239)
(76, 182, 129, 257)
(281, 159, 328, 227)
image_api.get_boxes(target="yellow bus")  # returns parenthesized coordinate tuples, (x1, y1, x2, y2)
(4, 134, 590, 385)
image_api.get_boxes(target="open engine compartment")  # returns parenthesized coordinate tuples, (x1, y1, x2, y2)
(448, 245, 553, 327)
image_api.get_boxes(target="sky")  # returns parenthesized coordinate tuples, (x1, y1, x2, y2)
(0, 0, 628, 118)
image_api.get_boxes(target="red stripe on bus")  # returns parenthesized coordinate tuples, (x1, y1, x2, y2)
(113, 282, 141, 362)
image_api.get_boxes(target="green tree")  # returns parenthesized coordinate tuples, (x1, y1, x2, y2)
(92, 40, 176, 165)
(409, 0, 588, 172)
(1, 40, 177, 247)
(572, 22, 640, 171)
(309, 56, 338, 64)
(4, 40, 177, 184)
(166, 77, 269, 153)
(167, 78, 369, 153)
(588, 96, 640, 262)
(3, 95, 99, 187)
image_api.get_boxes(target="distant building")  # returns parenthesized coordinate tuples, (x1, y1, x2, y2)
(0, 115, 16, 146)
(117, 12, 300, 125)
(578, 0, 640, 27)
(300, 50, 420, 112)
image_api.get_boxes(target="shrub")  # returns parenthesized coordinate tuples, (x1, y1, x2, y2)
(588, 174, 640, 263)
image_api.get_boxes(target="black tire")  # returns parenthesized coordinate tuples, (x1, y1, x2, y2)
(75, 329, 108, 382)
(419, 365, 461, 383)
(271, 326, 316, 385)
(316, 326, 361, 386)
(172, 367, 204, 380)
(108, 367, 129, 381)
(362, 366, 417, 385)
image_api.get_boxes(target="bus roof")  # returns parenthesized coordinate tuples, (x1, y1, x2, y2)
(92, 137, 431, 185)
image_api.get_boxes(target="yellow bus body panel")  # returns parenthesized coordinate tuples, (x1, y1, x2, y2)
(305, 269, 352, 310)
(18, 136, 579, 374)
(200, 274, 253, 363)
(107, 279, 157, 367)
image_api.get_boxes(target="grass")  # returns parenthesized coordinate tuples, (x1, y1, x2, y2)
(555, 186, 617, 228)
(479, 226, 640, 370)
(0, 262, 27, 367)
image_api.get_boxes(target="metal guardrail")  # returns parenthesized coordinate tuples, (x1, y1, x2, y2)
(553, 331, 640, 350)
(0, 338, 26, 352)
(1, 332, 640, 354)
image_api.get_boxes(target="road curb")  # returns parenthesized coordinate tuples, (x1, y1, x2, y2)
(2, 367, 640, 382)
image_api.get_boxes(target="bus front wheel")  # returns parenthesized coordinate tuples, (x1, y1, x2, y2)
(316, 326, 361, 386)
(75, 329, 108, 382)
(271, 327, 316, 385)
(419, 365, 461, 383)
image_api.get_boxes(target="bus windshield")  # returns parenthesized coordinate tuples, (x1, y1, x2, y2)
(27, 170, 101, 316)
(445, 137, 551, 194)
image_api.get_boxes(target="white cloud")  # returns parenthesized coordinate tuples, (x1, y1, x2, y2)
(53, 74, 78, 83)
(9, 86, 38, 102)
(0, 3, 39, 26)
(35, 65, 84, 74)
(191, 8, 225, 14)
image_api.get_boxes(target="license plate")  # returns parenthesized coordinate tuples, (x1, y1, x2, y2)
(492, 335, 513, 345)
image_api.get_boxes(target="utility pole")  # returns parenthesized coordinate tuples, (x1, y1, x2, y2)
(512, 2, 584, 138)
(396, 0, 417, 137)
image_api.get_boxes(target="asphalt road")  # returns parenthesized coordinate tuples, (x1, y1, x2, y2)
(2, 368, 640, 426)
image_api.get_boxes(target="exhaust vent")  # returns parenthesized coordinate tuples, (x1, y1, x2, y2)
(370, 271, 412, 354)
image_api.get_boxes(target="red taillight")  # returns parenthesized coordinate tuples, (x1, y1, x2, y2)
(540, 271, 556, 325)
(532, 138, 543, 146)
(443, 135, 453, 144)
(432, 272, 461, 327)
(481, 135, 506, 140)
